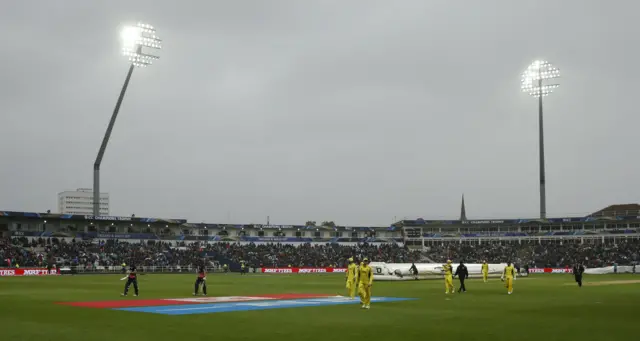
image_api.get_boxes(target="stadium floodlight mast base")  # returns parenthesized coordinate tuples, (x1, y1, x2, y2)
(93, 23, 162, 217)
(521, 60, 560, 220)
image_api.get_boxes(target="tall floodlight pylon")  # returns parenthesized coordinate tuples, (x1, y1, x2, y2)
(93, 23, 162, 216)
(521, 60, 560, 219)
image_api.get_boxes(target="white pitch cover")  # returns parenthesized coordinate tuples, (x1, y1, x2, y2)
(369, 262, 507, 281)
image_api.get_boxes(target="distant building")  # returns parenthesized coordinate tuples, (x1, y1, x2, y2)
(57, 188, 109, 216)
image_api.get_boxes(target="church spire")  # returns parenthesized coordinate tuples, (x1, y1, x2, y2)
(460, 194, 467, 221)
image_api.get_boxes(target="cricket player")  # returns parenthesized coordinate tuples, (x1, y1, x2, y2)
(345, 257, 357, 299)
(356, 258, 373, 309)
(501, 261, 516, 295)
(481, 260, 489, 283)
(443, 260, 454, 294)
(194, 264, 207, 296)
(121, 265, 139, 297)
(409, 262, 419, 280)
(573, 262, 585, 288)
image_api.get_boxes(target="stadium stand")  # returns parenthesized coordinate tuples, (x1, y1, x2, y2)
(1, 237, 420, 270)
(1, 203, 639, 271)
(423, 239, 639, 268)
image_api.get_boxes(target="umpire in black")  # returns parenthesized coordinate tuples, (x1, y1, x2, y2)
(122, 265, 139, 297)
(454, 261, 469, 293)
(573, 262, 585, 287)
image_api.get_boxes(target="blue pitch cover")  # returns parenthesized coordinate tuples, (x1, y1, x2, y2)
(113, 296, 416, 315)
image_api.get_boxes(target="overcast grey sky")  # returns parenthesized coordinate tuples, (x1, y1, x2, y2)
(0, 0, 637, 225)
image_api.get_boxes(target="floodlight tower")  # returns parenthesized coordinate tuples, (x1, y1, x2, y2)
(93, 23, 162, 216)
(521, 60, 560, 219)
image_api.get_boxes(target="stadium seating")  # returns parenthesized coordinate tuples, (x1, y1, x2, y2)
(3, 235, 639, 270)
(424, 239, 639, 268)
(0, 237, 421, 270)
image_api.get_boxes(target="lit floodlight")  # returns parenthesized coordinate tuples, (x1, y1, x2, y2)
(519, 59, 561, 220)
(93, 22, 164, 216)
(120, 22, 162, 67)
(521, 60, 560, 97)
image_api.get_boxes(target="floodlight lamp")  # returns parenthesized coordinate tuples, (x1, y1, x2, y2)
(521, 60, 560, 98)
(120, 26, 142, 50)
(120, 22, 162, 67)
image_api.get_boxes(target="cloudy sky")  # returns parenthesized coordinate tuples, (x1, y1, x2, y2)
(0, 0, 637, 226)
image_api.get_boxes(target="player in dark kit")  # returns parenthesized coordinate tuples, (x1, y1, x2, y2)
(454, 261, 469, 293)
(573, 262, 585, 287)
(409, 263, 418, 280)
(122, 265, 139, 297)
(194, 265, 207, 296)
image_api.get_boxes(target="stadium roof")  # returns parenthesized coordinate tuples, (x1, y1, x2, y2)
(2, 202, 639, 229)
(398, 203, 640, 227)
(590, 204, 640, 217)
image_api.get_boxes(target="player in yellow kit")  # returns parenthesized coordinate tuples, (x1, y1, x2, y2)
(443, 260, 454, 294)
(345, 257, 357, 299)
(356, 258, 373, 309)
(481, 260, 489, 283)
(501, 261, 516, 294)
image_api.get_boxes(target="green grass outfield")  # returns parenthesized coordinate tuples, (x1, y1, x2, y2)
(1, 274, 639, 341)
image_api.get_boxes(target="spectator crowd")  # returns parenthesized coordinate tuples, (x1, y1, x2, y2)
(1, 237, 420, 269)
(201, 242, 421, 268)
(425, 239, 640, 268)
(1, 237, 202, 269)
(2, 237, 639, 270)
